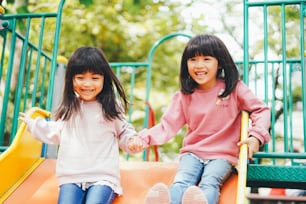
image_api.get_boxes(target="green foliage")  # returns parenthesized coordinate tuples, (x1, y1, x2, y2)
(292, 86, 302, 104)
(79, 0, 93, 7)
(16, 5, 28, 13)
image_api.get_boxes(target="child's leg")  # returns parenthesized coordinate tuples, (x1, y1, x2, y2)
(169, 153, 204, 204)
(198, 159, 234, 204)
(58, 183, 85, 204)
(85, 185, 116, 204)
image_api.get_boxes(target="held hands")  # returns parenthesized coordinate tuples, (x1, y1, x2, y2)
(237, 136, 260, 159)
(127, 137, 145, 153)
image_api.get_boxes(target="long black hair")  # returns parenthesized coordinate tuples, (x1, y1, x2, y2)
(55, 46, 128, 121)
(180, 34, 239, 97)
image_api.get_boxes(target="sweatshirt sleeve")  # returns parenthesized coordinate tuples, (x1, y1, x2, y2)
(116, 117, 143, 154)
(24, 116, 61, 145)
(139, 91, 186, 146)
(237, 81, 271, 145)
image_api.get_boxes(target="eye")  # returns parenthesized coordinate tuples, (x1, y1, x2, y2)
(74, 75, 84, 80)
(205, 56, 216, 61)
(92, 75, 103, 80)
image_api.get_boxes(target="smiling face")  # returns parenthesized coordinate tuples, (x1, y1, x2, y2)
(73, 71, 104, 101)
(187, 55, 219, 90)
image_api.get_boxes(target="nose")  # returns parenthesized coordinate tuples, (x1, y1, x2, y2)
(194, 60, 206, 68)
(75, 78, 92, 86)
(82, 79, 93, 86)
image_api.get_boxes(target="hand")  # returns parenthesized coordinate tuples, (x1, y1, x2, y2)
(127, 137, 144, 153)
(19, 107, 37, 123)
(19, 112, 27, 122)
(237, 136, 260, 159)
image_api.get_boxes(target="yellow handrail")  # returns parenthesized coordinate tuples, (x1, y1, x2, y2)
(236, 111, 249, 204)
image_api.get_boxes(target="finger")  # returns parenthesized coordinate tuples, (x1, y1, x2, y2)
(18, 112, 25, 121)
(248, 148, 253, 159)
(237, 139, 248, 146)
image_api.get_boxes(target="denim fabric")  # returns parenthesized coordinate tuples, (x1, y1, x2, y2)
(169, 153, 234, 204)
(58, 183, 116, 204)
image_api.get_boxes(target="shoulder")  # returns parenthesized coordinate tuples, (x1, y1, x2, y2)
(233, 80, 251, 93)
(172, 90, 191, 101)
(235, 80, 246, 88)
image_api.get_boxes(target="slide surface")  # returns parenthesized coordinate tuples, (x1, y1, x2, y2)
(2, 159, 237, 204)
(0, 107, 241, 204)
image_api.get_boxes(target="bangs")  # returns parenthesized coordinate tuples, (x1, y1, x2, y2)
(185, 43, 216, 59)
(69, 58, 105, 76)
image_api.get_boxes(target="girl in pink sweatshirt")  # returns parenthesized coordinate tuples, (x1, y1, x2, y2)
(139, 34, 270, 204)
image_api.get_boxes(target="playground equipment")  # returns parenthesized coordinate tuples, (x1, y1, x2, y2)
(0, 0, 305, 203)
(242, 0, 306, 195)
(0, 0, 65, 152)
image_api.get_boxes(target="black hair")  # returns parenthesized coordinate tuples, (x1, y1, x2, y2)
(180, 34, 239, 97)
(55, 46, 128, 121)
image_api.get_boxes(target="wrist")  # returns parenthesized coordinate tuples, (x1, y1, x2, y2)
(250, 135, 261, 145)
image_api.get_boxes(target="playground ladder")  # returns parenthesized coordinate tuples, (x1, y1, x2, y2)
(242, 0, 306, 191)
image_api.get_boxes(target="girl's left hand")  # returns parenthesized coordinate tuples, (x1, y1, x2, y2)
(19, 112, 26, 122)
(237, 136, 260, 159)
(127, 137, 144, 153)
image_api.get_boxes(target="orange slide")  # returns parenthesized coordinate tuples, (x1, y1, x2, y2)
(0, 108, 247, 204)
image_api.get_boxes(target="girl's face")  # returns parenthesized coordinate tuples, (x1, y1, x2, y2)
(187, 55, 219, 90)
(73, 71, 104, 101)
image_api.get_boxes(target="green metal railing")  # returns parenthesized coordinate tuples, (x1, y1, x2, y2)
(243, 0, 306, 189)
(0, 0, 65, 151)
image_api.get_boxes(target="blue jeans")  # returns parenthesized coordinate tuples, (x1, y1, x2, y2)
(169, 153, 234, 204)
(58, 183, 116, 204)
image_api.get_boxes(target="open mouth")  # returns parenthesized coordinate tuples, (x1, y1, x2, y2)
(195, 71, 207, 77)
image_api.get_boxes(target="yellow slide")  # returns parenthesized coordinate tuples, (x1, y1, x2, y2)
(0, 108, 248, 204)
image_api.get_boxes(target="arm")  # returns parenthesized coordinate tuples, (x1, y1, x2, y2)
(117, 119, 144, 154)
(19, 111, 61, 145)
(139, 92, 186, 146)
(237, 81, 271, 158)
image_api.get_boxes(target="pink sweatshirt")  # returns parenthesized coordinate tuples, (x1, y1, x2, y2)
(24, 100, 139, 195)
(139, 80, 270, 165)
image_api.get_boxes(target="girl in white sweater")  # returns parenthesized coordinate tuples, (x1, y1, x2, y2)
(19, 46, 143, 204)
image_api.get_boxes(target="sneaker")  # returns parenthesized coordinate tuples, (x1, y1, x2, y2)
(182, 186, 208, 204)
(144, 183, 170, 204)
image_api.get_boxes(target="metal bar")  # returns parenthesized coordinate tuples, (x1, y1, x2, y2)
(22, 48, 34, 111)
(243, 0, 249, 85)
(46, 0, 66, 111)
(300, 2, 306, 152)
(0, 18, 17, 145)
(246, 0, 306, 7)
(10, 17, 32, 143)
(279, 3, 289, 152)
(253, 152, 306, 159)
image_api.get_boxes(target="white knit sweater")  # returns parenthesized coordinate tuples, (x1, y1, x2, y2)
(25, 100, 139, 195)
